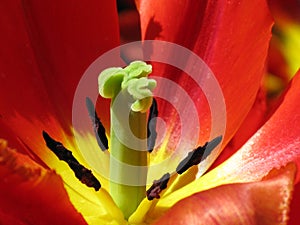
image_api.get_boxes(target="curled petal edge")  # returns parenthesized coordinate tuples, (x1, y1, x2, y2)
(152, 163, 296, 225)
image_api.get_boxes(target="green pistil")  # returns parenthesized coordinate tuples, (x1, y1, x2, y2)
(98, 61, 156, 219)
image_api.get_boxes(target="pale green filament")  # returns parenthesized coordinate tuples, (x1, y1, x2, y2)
(98, 61, 156, 219)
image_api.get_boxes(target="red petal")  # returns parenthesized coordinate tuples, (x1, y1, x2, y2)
(0, 139, 87, 225)
(0, 121, 27, 154)
(119, 8, 141, 43)
(0, 1, 58, 124)
(0, 210, 27, 225)
(211, 88, 268, 169)
(137, 0, 273, 148)
(288, 182, 300, 225)
(152, 71, 300, 210)
(0, 0, 119, 133)
(153, 163, 295, 225)
(207, 70, 300, 184)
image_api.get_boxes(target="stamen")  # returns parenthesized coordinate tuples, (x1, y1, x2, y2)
(176, 136, 222, 174)
(42, 131, 101, 191)
(85, 97, 108, 151)
(146, 173, 170, 200)
(147, 98, 158, 153)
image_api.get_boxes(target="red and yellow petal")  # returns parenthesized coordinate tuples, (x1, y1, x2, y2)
(0, 118, 124, 224)
(152, 163, 295, 225)
(212, 70, 300, 184)
(137, 0, 273, 149)
(152, 70, 300, 212)
(0, 139, 87, 225)
(0, 0, 119, 191)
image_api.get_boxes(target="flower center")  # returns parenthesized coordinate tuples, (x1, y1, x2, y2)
(42, 61, 222, 220)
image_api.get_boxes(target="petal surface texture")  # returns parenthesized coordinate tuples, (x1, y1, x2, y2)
(155, 71, 300, 211)
(0, 0, 119, 132)
(0, 139, 87, 225)
(153, 164, 296, 225)
(137, 0, 273, 147)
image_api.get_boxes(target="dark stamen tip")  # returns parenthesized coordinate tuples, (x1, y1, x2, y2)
(146, 173, 170, 200)
(176, 136, 222, 175)
(150, 98, 158, 116)
(42, 130, 49, 139)
(42, 130, 61, 151)
(42, 131, 101, 191)
(42, 130, 51, 144)
(147, 98, 158, 153)
(202, 135, 222, 159)
(85, 97, 109, 151)
(85, 97, 94, 111)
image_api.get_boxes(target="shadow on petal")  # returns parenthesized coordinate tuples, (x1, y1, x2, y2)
(137, 0, 273, 149)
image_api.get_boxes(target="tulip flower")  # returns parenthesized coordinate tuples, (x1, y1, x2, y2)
(1, 1, 300, 225)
